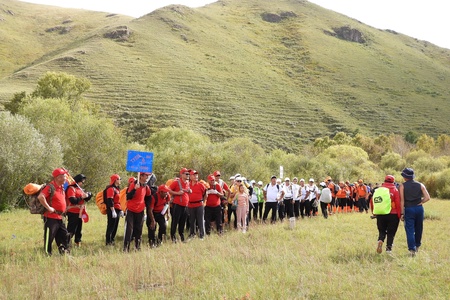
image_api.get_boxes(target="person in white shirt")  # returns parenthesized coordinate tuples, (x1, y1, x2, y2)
(305, 178, 319, 217)
(319, 182, 332, 219)
(298, 179, 308, 219)
(292, 177, 301, 219)
(262, 176, 284, 224)
(281, 178, 294, 221)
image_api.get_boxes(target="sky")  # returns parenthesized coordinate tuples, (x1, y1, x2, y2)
(21, 0, 449, 49)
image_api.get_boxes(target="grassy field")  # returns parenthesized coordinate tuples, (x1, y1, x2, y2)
(1, 0, 450, 150)
(0, 199, 449, 299)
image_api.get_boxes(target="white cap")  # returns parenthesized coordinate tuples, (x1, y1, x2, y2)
(234, 173, 241, 178)
(229, 176, 235, 180)
(309, 178, 314, 182)
(257, 181, 263, 185)
(234, 176, 243, 182)
(276, 179, 282, 183)
(285, 177, 290, 181)
(250, 180, 256, 184)
(319, 182, 326, 187)
(300, 178, 305, 182)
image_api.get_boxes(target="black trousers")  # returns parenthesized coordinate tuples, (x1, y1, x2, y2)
(170, 204, 188, 241)
(43, 217, 69, 255)
(66, 211, 82, 244)
(205, 205, 223, 234)
(376, 214, 400, 249)
(263, 202, 278, 223)
(148, 212, 167, 244)
(106, 208, 121, 245)
(124, 210, 144, 251)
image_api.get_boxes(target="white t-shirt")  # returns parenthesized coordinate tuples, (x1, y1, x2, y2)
(282, 184, 294, 199)
(264, 183, 280, 202)
(306, 184, 318, 201)
(292, 183, 300, 200)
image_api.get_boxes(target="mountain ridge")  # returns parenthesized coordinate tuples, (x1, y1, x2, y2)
(1, 0, 449, 150)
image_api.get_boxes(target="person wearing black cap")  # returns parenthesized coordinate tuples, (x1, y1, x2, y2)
(399, 168, 430, 257)
(65, 173, 92, 248)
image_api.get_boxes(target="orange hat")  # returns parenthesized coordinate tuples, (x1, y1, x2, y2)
(52, 168, 68, 178)
(358, 179, 363, 184)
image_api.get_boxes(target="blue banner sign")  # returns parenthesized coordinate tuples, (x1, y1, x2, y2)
(126, 150, 153, 173)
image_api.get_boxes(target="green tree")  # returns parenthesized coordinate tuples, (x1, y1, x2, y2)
(405, 131, 419, 144)
(19, 98, 127, 192)
(0, 112, 63, 210)
(31, 71, 91, 107)
(3, 91, 28, 115)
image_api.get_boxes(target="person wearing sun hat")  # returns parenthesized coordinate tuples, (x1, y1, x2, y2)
(37, 168, 70, 256)
(399, 168, 430, 257)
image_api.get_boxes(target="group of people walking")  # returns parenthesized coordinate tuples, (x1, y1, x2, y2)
(37, 167, 430, 257)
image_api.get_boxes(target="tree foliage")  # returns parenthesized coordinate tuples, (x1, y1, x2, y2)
(0, 112, 63, 210)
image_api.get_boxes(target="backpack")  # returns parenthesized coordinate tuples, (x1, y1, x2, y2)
(24, 183, 55, 215)
(334, 183, 340, 194)
(95, 185, 110, 215)
(265, 183, 280, 192)
(372, 187, 392, 215)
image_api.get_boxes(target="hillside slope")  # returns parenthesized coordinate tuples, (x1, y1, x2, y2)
(1, 0, 449, 150)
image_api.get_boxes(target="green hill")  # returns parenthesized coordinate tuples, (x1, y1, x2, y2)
(1, 0, 450, 151)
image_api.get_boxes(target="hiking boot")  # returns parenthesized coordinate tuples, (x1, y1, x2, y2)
(376, 240, 383, 254)
(58, 245, 70, 255)
(409, 250, 416, 257)
(75, 242, 81, 248)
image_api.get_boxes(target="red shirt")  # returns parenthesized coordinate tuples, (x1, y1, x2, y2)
(127, 181, 151, 213)
(169, 179, 190, 207)
(188, 181, 206, 208)
(106, 185, 121, 210)
(205, 183, 223, 207)
(66, 185, 85, 213)
(42, 180, 66, 220)
(150, 192, 169, 213)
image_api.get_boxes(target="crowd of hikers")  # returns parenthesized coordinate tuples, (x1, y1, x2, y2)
(35, 167, 430, 257)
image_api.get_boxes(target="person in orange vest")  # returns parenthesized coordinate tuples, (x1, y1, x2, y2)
(356, 179, 369, 213)
(335, 181, 349, 213)
(37, 168, 70, 256)
(123, 172, 153, 252)
(147, 184, 170, 247)
(65, 174, 92, 248)
(105, 174, 122, 246)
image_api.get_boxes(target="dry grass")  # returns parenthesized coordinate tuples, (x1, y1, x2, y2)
(0, 199, 449, 299)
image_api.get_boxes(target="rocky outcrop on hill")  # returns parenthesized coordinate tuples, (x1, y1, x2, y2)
(261, 11, 298, 23)
(103, 26, 131, 41)
(324, 26, 365, 43)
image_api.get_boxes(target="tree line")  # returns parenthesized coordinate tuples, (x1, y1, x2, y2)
(1, 72, 449, 211)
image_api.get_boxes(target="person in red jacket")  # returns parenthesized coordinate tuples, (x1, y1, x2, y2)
(37, 168, 70, 256)
(123, 172, 153, 252)
(187, 170, 206, 239)
(65, 173, 92, 248)
(105, 174, 122, 246)
(371, 175, 401, 254)
(205, 174, 224, 235)
(147, 184, 170, 247)
(169, 168, 191, 243)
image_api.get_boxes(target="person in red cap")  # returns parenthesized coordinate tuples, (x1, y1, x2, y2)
(65, 173, 92, 248)
(168, 168, 191, 243)
(105, 174, 122, 246)
(205, 174, 225, 235)
(37, 168, 70, 255)
(147, 184, 170, 247)
(123, 172, 153, 252)
(187, 170, 206, 240)
(213, 170, 230, 227)
(370, 175, 401, 254)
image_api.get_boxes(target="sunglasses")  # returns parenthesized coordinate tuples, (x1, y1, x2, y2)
(236, 180, 242, 182)
(185, 173, 190, 175)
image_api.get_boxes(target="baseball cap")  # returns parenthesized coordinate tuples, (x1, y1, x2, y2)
(207, 174, 215, 181)
(213, 170, 221, 176)
(257, 181, 263, 185)
(157, 184, 170, 193)
(384, 175, 395, 183)
(285, 177, 290, 181)
(271, 175, 277, 179)
(110, 174, 121, 185)
(309, 178, 314, 182)
(52, 168, 68, 178)
(190, 169, 198, 175)
(180, 168, 189, 174)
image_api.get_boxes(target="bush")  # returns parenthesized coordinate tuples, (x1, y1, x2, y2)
(0, 112, 63, 210)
